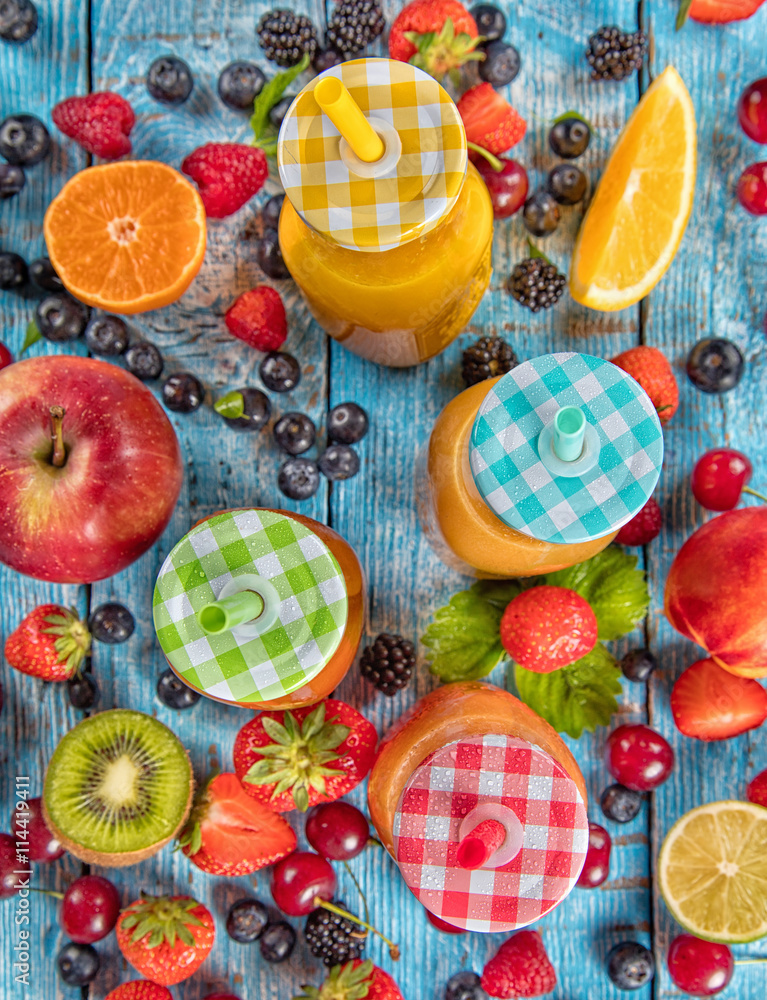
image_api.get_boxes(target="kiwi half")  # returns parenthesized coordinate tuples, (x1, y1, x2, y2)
(42, 709, 194, 867)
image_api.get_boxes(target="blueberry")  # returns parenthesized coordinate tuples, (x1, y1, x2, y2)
(445, 970, 488, 1000)
(549, 116, 591, 159)
(0, 0, 38, 43)
(318, 444, 360, 481)
(278, 457, 320, 500)
(686, 338, 744, 394)
(469, 4, 506, 42)
(257, 227, 290, 280)
(56, 942, 100, 986)
(68, 672, 99, 710)
(262, 193, 285, 230)
(274, 411, 316, 454)
(313, 48, 343, 73)
(0, 251, 27, 290)
(600, 783, 643, 824)
(162, 372, 204, 413)
(547, 163, 587, 206)
(125, 341, 164, 380)
(217, 60, 266, 111)
(522, 190, 560, 237)
(620, 648, 657, 683)
(88, 602, 135, 644)
(157, 668, 201, 710)
(260, 351, 300, 393)
(260, 921, 296, 963)
(36, 293, 89, 342)
(269, 95, 294, 131)
(478, 40, 520, 87)
(216, 386, 271, 431)
(146, 55, 194, 104)
(0, 163, 25, 198)
(84, 315, 129, 356)
(29, 256, 63, 292)
(327, 402, 369, 444)
(226, 898, 270, 943)
(606, 941, 655, 990)
(0, 114, 50, 166)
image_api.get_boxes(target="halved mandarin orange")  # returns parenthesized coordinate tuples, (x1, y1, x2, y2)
(44, 160, 206, 315)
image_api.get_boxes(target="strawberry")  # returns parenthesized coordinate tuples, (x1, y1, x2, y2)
(614, 496, 663, 546)
(670, 657, 767, 741)
(105, 983, 173, 1000)
(481, 930, 557, 999)
(457, 84, 527, 156)
(747, 768, 767, 807)
(181, 142, 267, 218)
(610, 345, 679, 425)
(500, 586, 598, 674)
(225, 285, 287, 352)
(294, 959, 404, 1000)
(52, 92, 135, 159)
(177, 772, 296, 875)
(686, 0, 765, 23)
(4, 604, 91, 681)
(389, 0, 481, 80)
(233, 699, 377, 812)
(116, 894, 215, 986)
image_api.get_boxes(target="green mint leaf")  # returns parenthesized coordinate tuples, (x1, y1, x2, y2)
(513, 643, 622, 738)
(545, 546, 650, 641)
(213, 390, 245, 419)
(251, 54, 309, 147)
(552, 109, 594, 130)
(676, 0, 694, 30)
(421, 583, 510, 682)
(20, 319, 42, 355)
(526, 238, 552, 264)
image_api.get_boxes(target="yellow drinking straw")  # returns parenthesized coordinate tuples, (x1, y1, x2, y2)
(314, 76, 384, 163)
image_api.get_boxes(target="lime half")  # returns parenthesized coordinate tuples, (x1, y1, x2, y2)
(658, 800, 767, 943)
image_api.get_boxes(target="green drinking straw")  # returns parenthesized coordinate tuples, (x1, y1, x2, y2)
(552, 406, 586, 462)
(197, 590, 265, 634)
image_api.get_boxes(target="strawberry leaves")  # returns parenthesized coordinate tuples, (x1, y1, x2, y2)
(42, 607, 91, 673)
(293, 959, 377, 1000)
(120, 895, 206, 950)
(676, 0, 695, 29)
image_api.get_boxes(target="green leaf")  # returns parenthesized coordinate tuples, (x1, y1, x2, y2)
(552, 109, 593, 130)
(213, 391, 244, 419)
(471, 578, 524, 609)
(421, 583, 512, 682)
(20, 319, 42, 355)
(525, 238, 552, 264)
(250, 53, 309, 148)
(545, 546, 650, 641)
(513, 644, 623, 738)
(676, 0, 694, 30)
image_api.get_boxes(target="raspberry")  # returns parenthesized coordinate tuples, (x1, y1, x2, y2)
(225, 286, 287, 352)
(52, 93, 134, 160)
(181, 143, 267, 219)
(614, 496, 662, 546)
(481, 929, 557, 999)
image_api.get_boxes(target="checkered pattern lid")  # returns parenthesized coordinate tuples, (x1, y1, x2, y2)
(152, 510, 348, 705)
(278, 57, 467, 252)
(469, 352, 664, 544)
(393, 735, 589, 933)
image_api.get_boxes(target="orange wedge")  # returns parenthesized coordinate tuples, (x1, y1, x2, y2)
(44, 160, 206, 315)
(570, 66, 696, 312)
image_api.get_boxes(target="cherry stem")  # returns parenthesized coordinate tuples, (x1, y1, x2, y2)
(29, 887, 64, 900)
(734, 958, 767, 966)
(342, 860, 370, 925)
(743, 487, 767, 504)
(49, 405, 67, 468)
(466, 141, 504, 172)
(314, 896, 400, 961)
(366, 836, 384, 850)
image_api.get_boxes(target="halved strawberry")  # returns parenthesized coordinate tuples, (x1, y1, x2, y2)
(457, 83, 527, 156)
(233, 699, 377, 812)
(177, 772, 296, 876)
(686, 0, 765, 23)
(671, 657, 767, 740)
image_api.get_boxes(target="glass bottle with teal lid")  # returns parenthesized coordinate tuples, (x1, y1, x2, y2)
(417, 352, 664, 578)
(153, 508, 364, 710)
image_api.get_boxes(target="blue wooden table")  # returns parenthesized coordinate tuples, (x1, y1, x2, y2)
(1, 1, 766, 997)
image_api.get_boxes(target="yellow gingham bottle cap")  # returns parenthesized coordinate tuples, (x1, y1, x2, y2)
(278, 57, 468, 252)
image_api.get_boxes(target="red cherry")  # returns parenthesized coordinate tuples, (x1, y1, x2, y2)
(737, 162, 767, 215)
(739, 78, 767, 144)
(691, 448, 756, 511)
(475, 156, 529, 218)
(305, 801, 369, 861)
(61, 875, 121, 943)
(576, 822, 612, 888)
(0, 341, 12, 370)
(667, 934, 733, 996)
(0, 832, 25, 898)
(270, 851, 336, 916)
(604, 724, 674, 791)
(426, 909, 466, 933)
(11, 796, 65, 863)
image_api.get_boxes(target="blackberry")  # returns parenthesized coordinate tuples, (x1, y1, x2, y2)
(305, 902, 366, 967)
(507, 258, 566, 312)
(257, 9, 319, 68)
(461, 336, 518, 387)
(586, 26, 647, 82)
(327, 0, 385, 57)
(313, 48, 343, 73)
(360, 632, 416, 696)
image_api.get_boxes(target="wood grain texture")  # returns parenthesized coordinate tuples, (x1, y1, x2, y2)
(0, 0, 765, 998)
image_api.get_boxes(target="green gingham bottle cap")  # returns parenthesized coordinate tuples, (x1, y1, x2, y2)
(153, 510, 348, 704)
(469, 352, 664, 545)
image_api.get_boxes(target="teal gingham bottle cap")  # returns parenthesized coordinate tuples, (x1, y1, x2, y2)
(469, 352, 664, 545)
(153, 510, 348, 705)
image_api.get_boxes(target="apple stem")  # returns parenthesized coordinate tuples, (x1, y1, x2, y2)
(743, 487, 767, 504)
(49, 405, 67, 468)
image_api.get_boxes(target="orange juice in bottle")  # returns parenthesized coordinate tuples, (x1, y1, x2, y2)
(277, 58, 493, 367)
(417, 352, 664, 577)
(153, 508, 363, 710)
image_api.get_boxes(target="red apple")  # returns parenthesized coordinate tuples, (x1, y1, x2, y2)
(665, 507, 767, 678)
(0, 355, 182, 583)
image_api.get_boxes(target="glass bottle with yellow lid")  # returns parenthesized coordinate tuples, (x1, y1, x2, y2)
(277, 57, 493, 367)
(417, 351, 664, 577)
